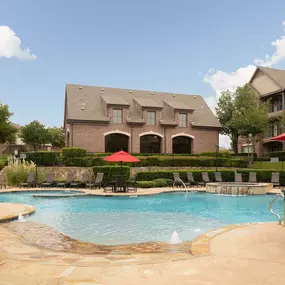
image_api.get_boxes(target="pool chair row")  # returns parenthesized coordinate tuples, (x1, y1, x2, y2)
(20, 172, 105, 189)
(173, 172, 280, 187)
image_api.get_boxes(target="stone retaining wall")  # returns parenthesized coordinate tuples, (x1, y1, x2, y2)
(39, 166, 230, 180)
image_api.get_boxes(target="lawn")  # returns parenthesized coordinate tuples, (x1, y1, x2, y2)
(252, 161, 285, 170)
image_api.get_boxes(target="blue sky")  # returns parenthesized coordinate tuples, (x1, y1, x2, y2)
(2, 0, 285, 146)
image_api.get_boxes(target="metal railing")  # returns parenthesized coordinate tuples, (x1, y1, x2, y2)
(270, 192, 284, 225)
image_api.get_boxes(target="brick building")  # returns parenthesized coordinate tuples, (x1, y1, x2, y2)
(64, 84, 220, 154)
(238, 66, 285, 156)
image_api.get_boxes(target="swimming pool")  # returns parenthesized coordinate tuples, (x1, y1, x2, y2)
(0, 191, 283, 245)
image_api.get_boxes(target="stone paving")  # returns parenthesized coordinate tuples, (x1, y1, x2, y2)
(0, 188, 285, 284)
(0, 222, 285, 284)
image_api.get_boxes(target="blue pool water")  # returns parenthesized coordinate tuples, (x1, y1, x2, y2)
(0, 191, 283, 245)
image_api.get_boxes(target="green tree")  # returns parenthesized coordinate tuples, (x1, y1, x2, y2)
(215, 90, 240, 154)
(0, 102, 17, 144)
(20, 120, 49, 151)
(216, 84, 268, 154)
(47, 127, 65, 147)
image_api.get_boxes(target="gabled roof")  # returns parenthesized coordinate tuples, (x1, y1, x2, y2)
(101, 95, 130, 106)
(249, 66, 285, 90)
(258, 66, 285, 89)
(65, 84, 221, 128)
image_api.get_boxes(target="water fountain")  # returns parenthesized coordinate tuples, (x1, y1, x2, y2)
(206, 182, 272, 195)
(169, 231, 182, 244)
(18, 214, 25, 222)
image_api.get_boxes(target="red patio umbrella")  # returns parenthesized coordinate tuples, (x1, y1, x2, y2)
(271, 133, 285, 141)
(104, 150, 140, 167)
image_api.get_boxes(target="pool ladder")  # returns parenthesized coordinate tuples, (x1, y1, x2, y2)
(270, 192, 284, 225)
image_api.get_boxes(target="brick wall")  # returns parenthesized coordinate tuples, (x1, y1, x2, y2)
(68, 121, 219, 154)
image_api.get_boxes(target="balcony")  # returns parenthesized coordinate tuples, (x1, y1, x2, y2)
(263, 127, 283, 141)
(268, 100, 283, 118)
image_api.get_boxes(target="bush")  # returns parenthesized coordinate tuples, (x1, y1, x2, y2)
(153, 178, 169, 187)
(200, 151, 232, 158)
(25, 151, 61, 166)
(234, 153, 257, 160)
(135, 169, 285, 186)
(136, 178, 169, 188)
(255, 156, 270, 162)
(269, 151, 285, 161)
(93, 166, 130, 181)
(65, 157, 92, 167)
(136, 170, 236, 182)
(62, 147, 87, 161)
(6, 159, 44, 186)
(136, 181, 156, 188)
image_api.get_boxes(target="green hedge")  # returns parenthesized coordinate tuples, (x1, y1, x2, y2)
(136, 178, 171, 188)
(93, 166, 130, 181)
(67, 156, 248, 168)
(269, 151, 285, 161)
(235, 153, 257, 160)
(135, 169, 285, 185)
(62, 147, 87, 161)
(25, 151, 61, 166)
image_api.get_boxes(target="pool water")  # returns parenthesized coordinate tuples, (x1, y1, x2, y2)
(0, 191, 283, 245)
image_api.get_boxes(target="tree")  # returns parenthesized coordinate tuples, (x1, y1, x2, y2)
(47, 127, 65, 147)
(20, 120, 50, 151)
(0, 102, 17, 144)
(215, 90, 240, 154)
(216, 84, 268, 154)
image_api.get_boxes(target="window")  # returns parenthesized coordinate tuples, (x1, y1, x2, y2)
(112, 109, 122, 124)
(273, 123, 278, 137)
(179, 113, 187, 127)
(147, 111, 156, 125)
(242, 145, 253, 153)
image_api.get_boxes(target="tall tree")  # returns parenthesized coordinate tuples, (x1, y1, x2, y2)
(47, 127, 65, 147)
(215, 90, 240, 153)
(0, 102, 17, 144)
(216, 84, 268, 154)
(20, 121, 49, 151)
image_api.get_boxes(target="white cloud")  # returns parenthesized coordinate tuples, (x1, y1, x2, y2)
(0, 26, 36, 60)
(204, 21, 285, 148)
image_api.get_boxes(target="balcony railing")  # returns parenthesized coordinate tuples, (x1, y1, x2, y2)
(264, 128, 283, 139)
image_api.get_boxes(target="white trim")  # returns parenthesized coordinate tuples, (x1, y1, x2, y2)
(171, 133, 195, 139)
(139, 131, 164, 138)
(242, 143, 253, 147)
(104, 130, 131, 137)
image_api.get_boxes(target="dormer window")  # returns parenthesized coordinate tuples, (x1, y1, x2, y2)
(179, 113, 187, 127)
(113, 109, 122, 124)
(147, 111, 156, 125)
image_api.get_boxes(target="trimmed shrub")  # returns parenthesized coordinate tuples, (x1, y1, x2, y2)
(136, 181, 156, 188)
(153, 178, 169, 187)
(65, 157, 92, 167)
(135, 169, 285, 185)
(136, 170, 235, 182)
(255, 156, 270, 162)
(136, 178, 169, 188)
(269, 151, 285, 161)
(25, 151, 61, 166)
(93, 166, 130, 181)
(62, 147, 87, 161)
(234, 153, 257, 160)
(200, 151, 232, 158)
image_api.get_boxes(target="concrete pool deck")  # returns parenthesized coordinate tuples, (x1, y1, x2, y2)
(0, 185, 282, 196)
(0, 221, 284, 284)
(0, 189, 285, 284)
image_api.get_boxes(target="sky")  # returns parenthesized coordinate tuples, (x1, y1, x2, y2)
(2, 0, 285, 147)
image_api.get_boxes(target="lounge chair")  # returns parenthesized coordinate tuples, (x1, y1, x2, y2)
(201, 172, 210, 186)
(249, 172, 257, 183)
(20, 172, 35, 188)
(186, 172, 203, 187)
(87, 172, 104, 189)
(127, 179, 137, 192)
(56, 172, 74, 188)
(70, 172, 89, 188)
(41, 173, 55, 188)
(214, 172, 223, 182)
(271, 172, 280, 188)
(235, 173, 242, 183)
